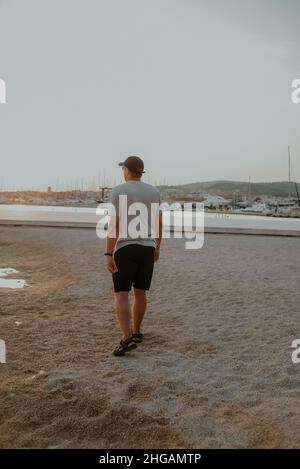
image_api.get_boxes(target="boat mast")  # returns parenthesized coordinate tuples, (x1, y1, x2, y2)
(248, 176, 251, 201)
(290, 145, 300, 206)
(288, 145, 291, 201)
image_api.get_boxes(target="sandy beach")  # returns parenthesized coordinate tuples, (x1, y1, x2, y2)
(0, 226, 300, 448)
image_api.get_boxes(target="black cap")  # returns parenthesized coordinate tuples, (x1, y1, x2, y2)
(118, 156, 145, 174)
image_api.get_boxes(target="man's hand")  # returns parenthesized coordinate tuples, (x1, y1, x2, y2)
(154, 247, 160, 262)
(106, 255, 118, 273)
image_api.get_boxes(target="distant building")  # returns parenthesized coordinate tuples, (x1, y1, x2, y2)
(203, 194, 231, 209)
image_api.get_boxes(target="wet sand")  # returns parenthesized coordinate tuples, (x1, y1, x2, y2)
(0, 226, 300, 448)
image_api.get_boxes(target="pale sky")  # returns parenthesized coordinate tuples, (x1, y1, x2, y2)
(0, 0, 300, 189)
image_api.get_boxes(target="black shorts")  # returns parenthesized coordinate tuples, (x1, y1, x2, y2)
(112, 244, 155, 293)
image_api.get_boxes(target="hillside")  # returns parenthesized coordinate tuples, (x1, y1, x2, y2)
(158, 180, 300, 198)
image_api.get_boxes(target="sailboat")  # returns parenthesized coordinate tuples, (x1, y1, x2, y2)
(276, 147, 300, 217)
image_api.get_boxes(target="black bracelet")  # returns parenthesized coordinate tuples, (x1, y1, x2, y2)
(104, 252, 113, 256)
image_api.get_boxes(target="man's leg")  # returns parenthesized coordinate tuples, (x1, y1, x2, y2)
(132, 288, 147, 334)
(114, 291, 132, 341)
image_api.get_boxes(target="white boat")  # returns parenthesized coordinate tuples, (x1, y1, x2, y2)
(243, 203, 274, 215)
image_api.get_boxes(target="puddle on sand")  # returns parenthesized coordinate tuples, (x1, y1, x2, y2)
(0, 268, 29, 289)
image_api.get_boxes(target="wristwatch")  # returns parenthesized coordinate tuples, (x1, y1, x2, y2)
(104, 252, 113, 256)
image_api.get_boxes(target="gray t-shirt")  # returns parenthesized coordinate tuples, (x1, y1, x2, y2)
(109, 181, 161, 252)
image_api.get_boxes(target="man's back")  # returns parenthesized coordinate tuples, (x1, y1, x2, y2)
(109, 180, 161, 251)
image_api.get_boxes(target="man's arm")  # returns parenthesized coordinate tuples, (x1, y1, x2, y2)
(105, 215, 119, 273)
(154, 210, 163, 262)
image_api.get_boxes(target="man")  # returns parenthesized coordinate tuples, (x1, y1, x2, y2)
(105, 156, 163, 356)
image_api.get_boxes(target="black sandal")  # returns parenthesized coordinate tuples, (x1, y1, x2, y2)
(132, 332, 144, 343)
(113, 338, 138, 356)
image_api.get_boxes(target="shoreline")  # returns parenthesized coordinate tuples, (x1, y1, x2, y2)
(0, 219, 300, 237)
(1, 204, 300, 237)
